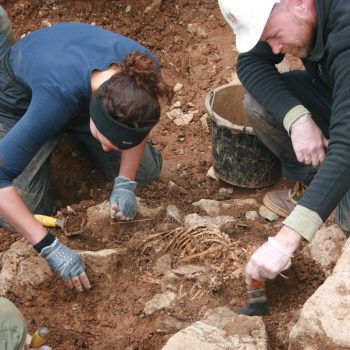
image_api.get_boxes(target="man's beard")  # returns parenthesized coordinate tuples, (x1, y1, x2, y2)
(286, 16, 316, 58)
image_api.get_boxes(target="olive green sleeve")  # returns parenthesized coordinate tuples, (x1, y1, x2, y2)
(283, 105, 310, 134)
(283, 204, 323, 241)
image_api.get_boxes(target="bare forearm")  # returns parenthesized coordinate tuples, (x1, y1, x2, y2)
(118, 137, 147, 180)
(0, 186, 47, 244)
(274, 225, 302, 253)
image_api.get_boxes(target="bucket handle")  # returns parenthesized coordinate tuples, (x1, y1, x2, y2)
(208, 89, 215, 117)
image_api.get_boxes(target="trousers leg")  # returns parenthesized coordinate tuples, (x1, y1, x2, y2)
(243, 70, 332, 182)
(0, 118, 59, 217)
(0, 297, 27, 350)
(336, 190, 350, 236)
(0, 6, 14, 59)
(66, 120, 162, 188)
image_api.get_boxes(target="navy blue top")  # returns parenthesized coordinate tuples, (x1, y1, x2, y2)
(0, 22, 159, 188)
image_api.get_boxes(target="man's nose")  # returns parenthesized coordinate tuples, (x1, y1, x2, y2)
(102, 144, 112, 152)
(268, 41, 282, 54)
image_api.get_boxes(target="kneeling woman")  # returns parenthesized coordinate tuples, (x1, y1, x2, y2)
(0, 20, 172, 292)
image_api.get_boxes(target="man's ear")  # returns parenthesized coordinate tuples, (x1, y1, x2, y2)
(290, 0, 309, 17)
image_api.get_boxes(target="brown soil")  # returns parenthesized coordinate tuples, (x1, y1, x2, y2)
(0, 1, 326, 349)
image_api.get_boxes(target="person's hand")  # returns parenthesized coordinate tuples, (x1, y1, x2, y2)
(110, 176, 137, 221)
(245, 226, 301, 283)
(290, 113, 328, 167)
(40, 238, 91, 292)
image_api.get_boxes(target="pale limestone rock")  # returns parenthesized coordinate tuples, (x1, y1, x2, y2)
(218, 187, 234, 200)
(192, 199, 221, 216)
(162, 306, 268, 350)
(305, 224, 346, 274)
(14, 256, 52, 289)
(153, 254, 172, 276)
(173, 112, 194, 126)
(172, 100, 181, 109)
(184, 213, 235, 230)
(206, 166, 220, 181)
(86, 199, 163, 226)
(259, 205, 279, 221)
(164, 316, 191, 331)
(166, 108, 183, 120)
(0, 240, 35, 296)
(80, 248, 126, 275)
(245, 210, 259, 221)
(192, 199, 234, 217)
(137, 202, 164, 218)
(231, 198, 259, 207)
(86, 200, 110, 227)
(289, 238, 350, 349)
(173, 83, 183, 93)
(144, 290, 177, 315)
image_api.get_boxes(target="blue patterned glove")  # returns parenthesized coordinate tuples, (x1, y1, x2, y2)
(40, 238, 85, 280)
(110, 176, 137, 220)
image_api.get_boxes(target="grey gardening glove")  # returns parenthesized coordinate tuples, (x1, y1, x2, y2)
(40, 238, 85, 281)
(110, 176, 137, 220)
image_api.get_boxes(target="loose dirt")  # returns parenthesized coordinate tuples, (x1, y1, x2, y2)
(0, 1, 326, 349)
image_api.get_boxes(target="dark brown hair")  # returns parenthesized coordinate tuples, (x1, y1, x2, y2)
(96, 52, 173, 128)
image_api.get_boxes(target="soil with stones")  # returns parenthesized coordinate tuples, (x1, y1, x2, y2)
(0, 1, 326, 349)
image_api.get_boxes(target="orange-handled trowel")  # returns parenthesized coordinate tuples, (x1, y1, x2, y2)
(236, 246, 268, 316)
(237, 278, 268, 316)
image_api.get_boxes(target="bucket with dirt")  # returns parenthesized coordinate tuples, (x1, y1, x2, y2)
(205, 82, 281, 188)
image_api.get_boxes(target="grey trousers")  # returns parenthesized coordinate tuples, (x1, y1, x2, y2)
(243, 70, 350, 232)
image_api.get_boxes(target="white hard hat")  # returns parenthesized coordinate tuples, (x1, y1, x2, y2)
(218, 0, 280, 53)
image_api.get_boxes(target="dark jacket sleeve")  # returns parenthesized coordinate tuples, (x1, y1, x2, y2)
(0, 87, 72, 188)
(298, 17, 350, 221)
(237, 42, 304, 126)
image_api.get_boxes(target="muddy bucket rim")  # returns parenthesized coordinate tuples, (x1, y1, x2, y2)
(205, 82, 255, 135)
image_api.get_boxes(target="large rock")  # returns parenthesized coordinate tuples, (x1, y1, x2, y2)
(162, 307, 268, 350)
(304, 224, 346, 274)
(0, 240, 36, 296)
(86, 200, 110, 227)
(12, 256, 52, 300)
(184, 213, 235, 230)
(289, 238, 350, 349)
(80, 248, 126, 275)
(144, 290, 177, 315)
(86, 200, 163, 228)
(192, 199, 233, 217)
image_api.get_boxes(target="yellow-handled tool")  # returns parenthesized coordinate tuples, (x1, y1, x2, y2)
(30, 327, 49, 348)
(34, 214, 64, 229)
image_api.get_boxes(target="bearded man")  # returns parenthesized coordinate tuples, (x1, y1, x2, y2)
(219, 0, 350, 283)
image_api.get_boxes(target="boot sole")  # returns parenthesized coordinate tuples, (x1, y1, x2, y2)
(263, 194, 289, 218)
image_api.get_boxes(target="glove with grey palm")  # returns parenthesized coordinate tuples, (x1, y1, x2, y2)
(40, 238, 90, 292)
(110, 176, 137, 220)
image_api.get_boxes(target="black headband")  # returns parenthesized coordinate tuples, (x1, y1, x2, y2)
(89, 93, 154, 150)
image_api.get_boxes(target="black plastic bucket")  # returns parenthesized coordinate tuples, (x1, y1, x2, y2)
(205, 83, 281, 188)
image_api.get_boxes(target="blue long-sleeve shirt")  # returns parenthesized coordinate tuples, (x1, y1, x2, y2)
(0, 22, 159, 188)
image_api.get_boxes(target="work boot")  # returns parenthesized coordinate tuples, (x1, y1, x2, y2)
(263, 182, 307, 217)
